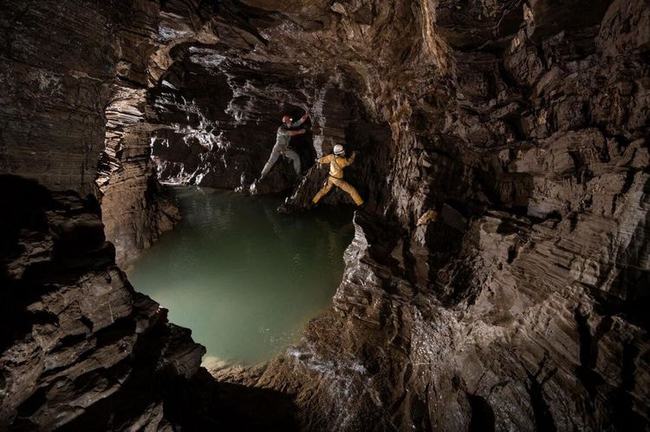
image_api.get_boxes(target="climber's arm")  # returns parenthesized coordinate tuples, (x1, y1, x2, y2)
(291, 112, 310, 127)
(287, 129, 306, 136)
(317, 155, 333, 164)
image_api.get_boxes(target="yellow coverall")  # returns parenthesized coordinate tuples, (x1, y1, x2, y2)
(312, 153, 364, 206)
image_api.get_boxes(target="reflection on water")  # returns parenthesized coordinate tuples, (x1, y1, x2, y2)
(128, 186, 353, 365)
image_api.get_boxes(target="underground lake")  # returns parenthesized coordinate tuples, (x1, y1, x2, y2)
(128, 186, 354, 366)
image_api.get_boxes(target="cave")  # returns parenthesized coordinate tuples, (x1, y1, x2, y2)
(1, 0, 649, 431)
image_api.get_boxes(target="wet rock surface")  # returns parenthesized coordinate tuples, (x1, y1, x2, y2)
(1, 0, 649, 430)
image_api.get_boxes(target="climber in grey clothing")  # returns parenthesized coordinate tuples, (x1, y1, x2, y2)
(259, 112, 309, 180)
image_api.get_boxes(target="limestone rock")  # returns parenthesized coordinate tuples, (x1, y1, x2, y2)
(0, 175, 204, 430)
(1, 0, 649, 430)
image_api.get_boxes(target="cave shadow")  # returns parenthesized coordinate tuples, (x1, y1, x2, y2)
(467, 393, 496, 432)
(55, 301, 299, 432)
(597, 176, 650, 330)
(343, 118, 393, 209)
(0, 175, 58, 353)
(164, 369, 299, 432)
(577, 177, 650, 430)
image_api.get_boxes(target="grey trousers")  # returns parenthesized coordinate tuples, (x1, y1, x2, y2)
(260, 148, 301, 178)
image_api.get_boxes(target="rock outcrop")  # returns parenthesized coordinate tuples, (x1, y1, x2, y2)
(0, 175, 298, 430)
(0, 175, 204, 430)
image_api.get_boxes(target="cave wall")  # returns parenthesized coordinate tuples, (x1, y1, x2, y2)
(0, 0, 221, 265)
(95, 0, 182, 265)
(200, 0, 650, 431)
(148, 55, 311, 193)
(0, 0, 117, 194)
(1, 0, 649, 431)
(0, 175, 206, 430)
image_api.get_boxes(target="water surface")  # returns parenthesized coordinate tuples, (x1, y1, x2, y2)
(128, 187, 353, 365)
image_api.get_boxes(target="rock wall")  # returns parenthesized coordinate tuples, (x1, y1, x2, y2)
(198, 0, 650, 430)
(0, 0, 116, 194)
(148, 55, 311, 193)
(1, 0, 649, 431)
(0, 175, 204, 430)
(0, 174, 298, 430)
(95, 0, 166, 266)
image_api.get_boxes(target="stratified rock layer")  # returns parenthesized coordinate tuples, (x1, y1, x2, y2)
(1, 0, 649, 431)
(0, 175, 298, 430)
(0, 175, 204, 430)
(0, 0, 115, 194)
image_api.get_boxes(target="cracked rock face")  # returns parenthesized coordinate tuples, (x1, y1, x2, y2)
(0, 175, 298, 430)
(1, 0, 649, 431)
(0, 175, 205, 430)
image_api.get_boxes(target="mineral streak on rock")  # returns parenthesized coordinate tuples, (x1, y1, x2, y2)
(1, 0, 649, 430)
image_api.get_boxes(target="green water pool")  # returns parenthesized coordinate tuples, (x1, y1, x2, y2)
(128, 186, 353, 366)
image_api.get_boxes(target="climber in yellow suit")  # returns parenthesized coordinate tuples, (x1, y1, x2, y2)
(312, 144, 364, 206)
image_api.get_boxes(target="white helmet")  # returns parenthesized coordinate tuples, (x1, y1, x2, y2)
(333, 144, 345, 155)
